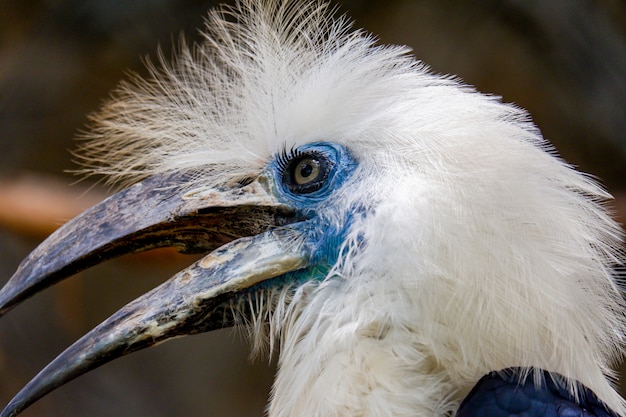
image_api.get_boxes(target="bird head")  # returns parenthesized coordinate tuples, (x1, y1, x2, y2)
(1, 1, 624, 416)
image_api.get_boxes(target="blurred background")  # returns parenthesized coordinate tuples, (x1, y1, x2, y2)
(1, 0, 625, 415)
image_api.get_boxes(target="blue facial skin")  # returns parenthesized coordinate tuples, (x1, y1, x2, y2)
(253, 141, 359, 290)
(270, 142, 358, 210)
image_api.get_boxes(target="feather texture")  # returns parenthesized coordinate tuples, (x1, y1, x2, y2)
(74, 1, 625, 415)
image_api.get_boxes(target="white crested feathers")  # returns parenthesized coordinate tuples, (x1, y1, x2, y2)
(74, 1, 625, 416)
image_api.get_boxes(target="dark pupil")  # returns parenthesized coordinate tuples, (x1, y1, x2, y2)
(299, 161, 314, 178)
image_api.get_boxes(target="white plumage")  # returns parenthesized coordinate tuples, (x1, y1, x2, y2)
(5, 1, 626, 416)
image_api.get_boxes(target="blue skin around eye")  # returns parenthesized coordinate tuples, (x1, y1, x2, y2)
(455, 368, 621, 417)
(249, 142, 360, 289)
(271, 141, 359, 266)
(268, 141, 359, 210)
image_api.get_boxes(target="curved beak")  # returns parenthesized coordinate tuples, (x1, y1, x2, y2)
(0, 173, 310, 417)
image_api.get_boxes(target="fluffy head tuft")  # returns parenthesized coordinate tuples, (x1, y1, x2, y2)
(75, 0, 413, 190)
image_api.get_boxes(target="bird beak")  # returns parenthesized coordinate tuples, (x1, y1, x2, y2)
(0, 172, 308, 417)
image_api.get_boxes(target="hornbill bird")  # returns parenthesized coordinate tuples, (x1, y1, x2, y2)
(0, 1, 625, 416)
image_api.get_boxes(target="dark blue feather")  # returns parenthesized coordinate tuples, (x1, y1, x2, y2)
(456, 368, 621, 417)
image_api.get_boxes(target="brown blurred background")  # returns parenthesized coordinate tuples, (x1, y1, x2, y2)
(1, 0, 625, 416)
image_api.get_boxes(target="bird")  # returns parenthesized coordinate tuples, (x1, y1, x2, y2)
(0, 0, 624, 416)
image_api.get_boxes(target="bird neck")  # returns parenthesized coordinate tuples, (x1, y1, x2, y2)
(262, 273, 626, 417)
(266, 280, 464, 417)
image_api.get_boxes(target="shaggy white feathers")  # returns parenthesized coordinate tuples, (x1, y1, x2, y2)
(77, 1, 625, 416)
(76, 0, 414, 190)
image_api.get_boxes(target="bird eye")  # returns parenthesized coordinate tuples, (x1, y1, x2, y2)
(294, 157, 320, 185)
(283, 151, 332, 194)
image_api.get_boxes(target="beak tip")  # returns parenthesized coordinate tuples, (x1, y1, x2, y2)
(0, 287, 17, 317)
(0, 271, 38, 318)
